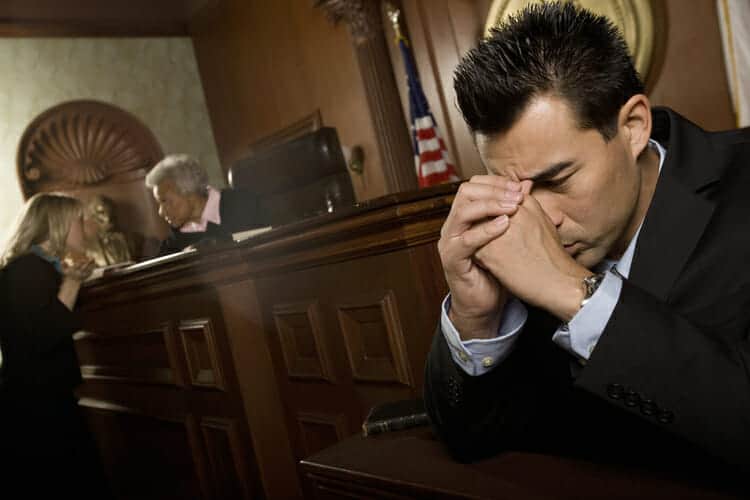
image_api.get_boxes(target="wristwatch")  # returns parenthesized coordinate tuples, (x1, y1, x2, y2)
(580, 272, 605, 308)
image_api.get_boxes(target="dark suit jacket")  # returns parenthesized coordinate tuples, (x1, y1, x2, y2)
(157, 187, 264, 255)
(425, 108, 750, 486)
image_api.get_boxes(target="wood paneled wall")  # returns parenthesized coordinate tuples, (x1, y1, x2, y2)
(189, 0, 388, 202)
(647, 0, 735, 130)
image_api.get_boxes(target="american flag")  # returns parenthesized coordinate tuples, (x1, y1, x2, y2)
(398, 38, 460, 188)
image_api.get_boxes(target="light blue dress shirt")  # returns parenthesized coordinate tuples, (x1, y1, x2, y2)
(441, 139, 666, 375)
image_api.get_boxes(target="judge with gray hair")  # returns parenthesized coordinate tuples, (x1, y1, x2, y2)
(146, 154, 264, 255)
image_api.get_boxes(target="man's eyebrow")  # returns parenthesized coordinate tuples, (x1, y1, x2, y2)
(528, 161, 575, 183)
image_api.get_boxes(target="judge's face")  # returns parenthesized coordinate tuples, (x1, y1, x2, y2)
(476, 95, 645, 269)
(153, 178, 192, 228)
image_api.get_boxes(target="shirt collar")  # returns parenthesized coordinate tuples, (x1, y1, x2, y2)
(30, 244, 62, 273)
(596, 138, 666, 277)
(180, 186, 222, 233)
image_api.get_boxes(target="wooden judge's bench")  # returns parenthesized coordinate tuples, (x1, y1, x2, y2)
(76, 183, 740, 500)
(76, 183, 453, 499)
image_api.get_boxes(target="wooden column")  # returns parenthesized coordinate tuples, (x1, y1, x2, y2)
(316, 0, 418, 193)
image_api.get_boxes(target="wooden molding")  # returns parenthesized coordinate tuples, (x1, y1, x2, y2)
(0, 20, 188, 37)
(314, 0, 374, 43)
(297, 412, 349, 457)
(76, 325, 182, 386)
(0, 0, 214, 37)
(336, 290, 413, 386)
(199, 417, 257, 500)
(316, 0, 417, 193)
(178, 318, 226, 390)
(242, 110, 322, 156)
(272, 301, 335, 382)
(17, 99, 163, 199)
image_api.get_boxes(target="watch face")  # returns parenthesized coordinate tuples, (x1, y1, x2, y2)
(584, 273, 605, 298)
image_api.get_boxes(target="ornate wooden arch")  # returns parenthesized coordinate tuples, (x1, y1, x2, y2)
(17, 100, 164, 199)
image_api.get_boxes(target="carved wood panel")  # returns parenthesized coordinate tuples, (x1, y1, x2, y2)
(80, 400, 202, 500)
(200, 417, 260, 500)
(297, 411, 349, 458)
(17, 99, 163, 198)
(336, 290, 413, 386)
(76, 324, 183, 386)
(273, 301, 335, 382)
(178, 318, 226, 390)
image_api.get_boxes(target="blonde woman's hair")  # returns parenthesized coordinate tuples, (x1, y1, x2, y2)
(0, 192, 82, 268)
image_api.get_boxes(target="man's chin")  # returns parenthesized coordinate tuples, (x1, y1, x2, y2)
(574, 248, 605, 269)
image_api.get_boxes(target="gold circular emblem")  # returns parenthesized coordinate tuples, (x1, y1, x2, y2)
(484, 0, 655, 80)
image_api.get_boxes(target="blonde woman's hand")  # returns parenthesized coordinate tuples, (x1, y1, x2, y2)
(61, 250, 96, 282)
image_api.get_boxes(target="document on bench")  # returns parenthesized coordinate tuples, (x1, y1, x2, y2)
(232, 226, 274, 242)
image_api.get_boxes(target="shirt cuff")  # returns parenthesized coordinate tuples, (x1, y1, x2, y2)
(552, 270, 623, 361)
(440, 295, 527, 376)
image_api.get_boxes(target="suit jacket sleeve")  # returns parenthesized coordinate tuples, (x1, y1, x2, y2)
(424, 310, 570, 463)
(3, 255, 81, 357)
(425, 285, 750, 471)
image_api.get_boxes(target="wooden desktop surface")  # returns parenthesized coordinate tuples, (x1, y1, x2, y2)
(301, 427, 742, 499)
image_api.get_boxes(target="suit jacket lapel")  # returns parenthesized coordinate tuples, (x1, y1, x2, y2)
(628, 109, 719, 302)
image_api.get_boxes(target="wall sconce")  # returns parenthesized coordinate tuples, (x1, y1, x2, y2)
(343, 144, 365, 174)
(348, 145, 365, 173)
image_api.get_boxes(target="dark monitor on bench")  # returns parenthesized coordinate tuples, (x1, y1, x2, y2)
(228, 127, 356, 227)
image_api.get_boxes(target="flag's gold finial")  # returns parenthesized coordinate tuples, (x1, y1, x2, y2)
(385, 2, 405, 43)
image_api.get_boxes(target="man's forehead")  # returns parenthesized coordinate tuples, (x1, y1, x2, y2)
(476, 132, 580, 181)
(475, 133, 533, 177)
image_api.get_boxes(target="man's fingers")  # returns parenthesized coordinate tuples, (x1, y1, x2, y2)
(467, 175, 522, 191)
(443, 198, 519, 237)
(444, 215, 511, 262)
(462, 215, 511, 247)
(454, 178, 523, 206)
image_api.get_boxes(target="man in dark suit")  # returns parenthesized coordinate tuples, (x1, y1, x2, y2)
(425, 1, 750, 489)
(145, 154, 266, 255)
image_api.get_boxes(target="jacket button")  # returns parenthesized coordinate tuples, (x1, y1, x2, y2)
(624, 390, 641, 407)
(606, 383, 624, 399)
(640, 399, 657, 416)
(657, 410, 675, 424)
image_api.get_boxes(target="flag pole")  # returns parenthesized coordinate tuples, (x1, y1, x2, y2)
(384, 2, 460, 188)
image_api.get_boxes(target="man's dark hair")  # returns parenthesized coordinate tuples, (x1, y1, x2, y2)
(455, 2, 644, 140)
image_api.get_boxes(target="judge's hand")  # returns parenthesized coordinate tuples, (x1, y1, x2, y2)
(61, 250, 95, 282)
(438, 175, 523, 340)
(474, 181, 591, 322)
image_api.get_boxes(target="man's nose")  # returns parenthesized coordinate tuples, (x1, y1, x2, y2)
(533, 192, 564, 227)
(541, 202, 564, 227)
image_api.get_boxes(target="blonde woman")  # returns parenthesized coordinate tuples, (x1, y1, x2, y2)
(0, 193, 109, 497)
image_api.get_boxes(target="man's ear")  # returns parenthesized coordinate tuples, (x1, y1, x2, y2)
(618, 94, 652, 160)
